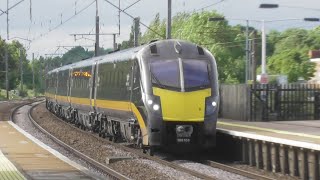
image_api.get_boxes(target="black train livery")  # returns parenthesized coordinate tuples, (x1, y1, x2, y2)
(45, 39, 219, 155)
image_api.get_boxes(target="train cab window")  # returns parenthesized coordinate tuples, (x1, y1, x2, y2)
(183, 60, 210, 90)
(150, 60, 180, 89)
(132, 62, 143, 105)
(150, 59, 210, 91)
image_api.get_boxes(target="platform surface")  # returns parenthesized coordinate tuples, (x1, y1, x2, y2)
(0, 121, 99, 180)
(217, 119, 320, 150)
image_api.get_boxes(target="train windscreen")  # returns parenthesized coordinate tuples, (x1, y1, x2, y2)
(183, 60, 210, 90)
(150, 59, 210, 91)
(150, 60, 180, 89)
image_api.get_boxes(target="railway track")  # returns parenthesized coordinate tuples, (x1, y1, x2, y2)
(201, 160, 274, 180)
(28, 101, 275, 180)
(12, 101, 130, 180)
(1, 98, 39, 121)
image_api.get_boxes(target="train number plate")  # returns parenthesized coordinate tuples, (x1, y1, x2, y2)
(176, 138, 191, 143)
(176, 125, 193, 144)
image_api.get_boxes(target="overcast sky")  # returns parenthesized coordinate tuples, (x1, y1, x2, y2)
(1, 0, 320, 58)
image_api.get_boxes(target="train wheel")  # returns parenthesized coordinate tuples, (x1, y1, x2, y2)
(147, 146, 154, 156)
(54, 105, 58, 115)
(98, 133, 105, 138)
(108, 136, 113, 141)
(112, 136, 117, 143)
(143, 146, 154, 156)
(101, 133, 106, 138)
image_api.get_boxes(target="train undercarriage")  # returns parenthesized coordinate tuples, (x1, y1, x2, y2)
(45, 100, 148, 152)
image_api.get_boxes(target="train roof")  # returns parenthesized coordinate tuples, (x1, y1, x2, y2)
(47, 39, 212, 74)
(47, 45, 146, 74)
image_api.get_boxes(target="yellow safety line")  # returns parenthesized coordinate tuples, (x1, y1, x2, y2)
(217, 121, 320, 140)
(0, 150, 25, 180)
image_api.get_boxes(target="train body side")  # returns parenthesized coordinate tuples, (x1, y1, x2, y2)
(45, 39, 219, 152)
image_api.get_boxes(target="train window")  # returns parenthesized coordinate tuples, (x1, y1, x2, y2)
(183, 60, 210, 89)
(107, 71, 111, 85)
(114, 70, 117, 86)
(115, 71, 119, 87)
(111, 71, 114, 85)
(150, 60, 180, 89)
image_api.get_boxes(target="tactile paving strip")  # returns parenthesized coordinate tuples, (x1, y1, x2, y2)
(0, 150, 25, 180)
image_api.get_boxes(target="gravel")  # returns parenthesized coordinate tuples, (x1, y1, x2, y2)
(231, 163, 300, 180)
(173, 160, 249, 180)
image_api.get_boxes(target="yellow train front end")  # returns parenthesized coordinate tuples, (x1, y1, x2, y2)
(153, 87, 218, 149)
(139, 40, 219, 151)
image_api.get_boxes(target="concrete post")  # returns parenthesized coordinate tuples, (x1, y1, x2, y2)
(270, 143, 280, 173)
(307, 150, 318, 180)
(255, 140, 262, 169)
(288, 146, 298, 177)
(166, 0, 171, 39)
(262, 141, 271, 171)
(134, 17, 140, 47)
(279, 144, 288, 174)
(298, 148, 307, 180)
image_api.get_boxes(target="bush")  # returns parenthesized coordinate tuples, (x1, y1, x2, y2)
(19, 89, 28, 97)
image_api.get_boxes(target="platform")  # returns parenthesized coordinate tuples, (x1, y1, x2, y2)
(217, 119, 320, 151)
(0, 121, 100, 180)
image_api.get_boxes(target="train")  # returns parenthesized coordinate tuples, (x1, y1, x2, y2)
(45, 39, 219, 155)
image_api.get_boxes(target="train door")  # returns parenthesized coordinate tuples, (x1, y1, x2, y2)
(131, 59, 142, 106)
(54, 70, 59, 104)
(68, 66, 73, 105)
(90, 61, 98, 111)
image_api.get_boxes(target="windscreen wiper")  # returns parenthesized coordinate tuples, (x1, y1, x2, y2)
(150, 71, 166, 89)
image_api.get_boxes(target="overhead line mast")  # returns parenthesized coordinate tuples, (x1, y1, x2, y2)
(166, 0, 171, 39)
(6, 0, 9, 99)
(95, 0, 99, 56)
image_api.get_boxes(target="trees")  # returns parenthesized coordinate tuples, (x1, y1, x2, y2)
(267, 28, 315, 82)
(62, 46, 93, 65)
(0, 38, 28, 90)
(140, 13, 165, 44)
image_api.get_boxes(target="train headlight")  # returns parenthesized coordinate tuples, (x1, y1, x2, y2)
(212, 101, 217, 107)
(153, 104, 160, 111)
(147, 99, 153, 105)
(205, 97, 218, 116)
(146, 95, 162, 114)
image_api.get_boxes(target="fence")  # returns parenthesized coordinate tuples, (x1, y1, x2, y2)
(219, 84, 320, 121)
(219, 84, 249, 121)
(250, 84, 320, 121)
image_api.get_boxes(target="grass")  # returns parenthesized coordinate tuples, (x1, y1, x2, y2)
(0, 89, 39, 100)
